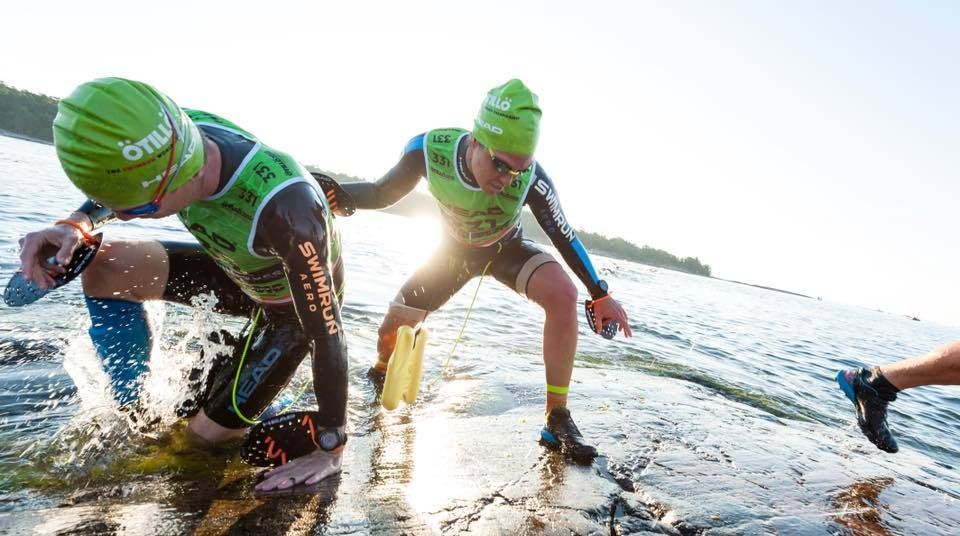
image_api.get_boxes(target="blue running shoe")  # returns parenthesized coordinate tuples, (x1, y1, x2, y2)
(836, 369, 899, 453)
(539, 407, 598, 463)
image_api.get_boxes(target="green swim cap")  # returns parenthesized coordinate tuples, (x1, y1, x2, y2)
(54, 77, 204, 207)
(472, 79, 541, 156)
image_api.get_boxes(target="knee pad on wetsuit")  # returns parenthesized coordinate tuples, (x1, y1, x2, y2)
(85, 296, 153, 407)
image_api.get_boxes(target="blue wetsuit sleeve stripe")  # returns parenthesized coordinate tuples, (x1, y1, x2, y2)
(571, 238, 600, 283)
(403, 133, 426, 154)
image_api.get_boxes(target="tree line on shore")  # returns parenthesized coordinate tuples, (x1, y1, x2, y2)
(0, 82, 58, 142)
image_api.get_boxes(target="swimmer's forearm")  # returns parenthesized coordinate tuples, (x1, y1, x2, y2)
(259, 185, 350, 428)
(341, 150, 423, 209)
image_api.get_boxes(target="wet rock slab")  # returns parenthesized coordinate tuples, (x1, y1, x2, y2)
(1, 369, 957, 535)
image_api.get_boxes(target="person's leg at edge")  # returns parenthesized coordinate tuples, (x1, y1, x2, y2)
(837, 339, 960, 454)
(484, 238, 597, 460)
(878, 339, 960, 390)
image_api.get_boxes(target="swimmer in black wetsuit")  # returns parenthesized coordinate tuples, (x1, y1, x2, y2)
(17, 77, 351, 491)
(343, 79, 633, 462)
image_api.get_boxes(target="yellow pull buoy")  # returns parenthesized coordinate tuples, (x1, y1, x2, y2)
(381, 325, 428, 411)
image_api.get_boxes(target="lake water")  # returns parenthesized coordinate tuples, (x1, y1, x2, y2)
(0, 135, 957, 535)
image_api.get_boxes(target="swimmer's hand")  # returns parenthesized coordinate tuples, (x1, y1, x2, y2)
(311, 172, 356, 217)
(18, 222, 89, 289)
(586, 295, 633, 339)
(255, 448, 342, 492)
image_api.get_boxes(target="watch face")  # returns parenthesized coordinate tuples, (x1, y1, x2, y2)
(319, 430, 340, 451)
(598, 279, 609, 293)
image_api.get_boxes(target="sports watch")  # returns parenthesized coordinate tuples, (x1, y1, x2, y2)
(594, 279, 609, 299)
(318, 428, 348, 451)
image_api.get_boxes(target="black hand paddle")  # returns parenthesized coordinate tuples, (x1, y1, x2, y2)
(584, 299, 619, 340)
(4, 233, 103, 307)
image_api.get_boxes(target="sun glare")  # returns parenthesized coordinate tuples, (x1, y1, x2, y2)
(376, 213, 443, 273)
(405, 416, 461, 516)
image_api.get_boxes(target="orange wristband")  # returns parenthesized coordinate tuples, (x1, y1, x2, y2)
(591, 294, 612, 305)
(55, 219, 95, 243)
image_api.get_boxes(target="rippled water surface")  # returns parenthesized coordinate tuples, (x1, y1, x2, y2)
(1, 135, 958, 535)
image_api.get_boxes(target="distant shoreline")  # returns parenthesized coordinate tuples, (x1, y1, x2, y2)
(715, 278, 815, 300)
(0, 130, 52, 145)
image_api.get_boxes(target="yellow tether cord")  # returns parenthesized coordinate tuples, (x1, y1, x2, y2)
(427, 242, 502, 388)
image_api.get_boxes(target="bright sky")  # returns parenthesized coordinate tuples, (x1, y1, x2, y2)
(2, 1, 958, 325)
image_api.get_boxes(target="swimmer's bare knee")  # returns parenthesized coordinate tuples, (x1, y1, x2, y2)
(81, 246, 121, 298)
(80, 241, 168, 301)
(377, 318, 400, 340)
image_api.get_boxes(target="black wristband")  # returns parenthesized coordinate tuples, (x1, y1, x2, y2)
(77, 199, 117, 230)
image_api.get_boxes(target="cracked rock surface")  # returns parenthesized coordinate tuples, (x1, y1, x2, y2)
(3, 368, 957, 535)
